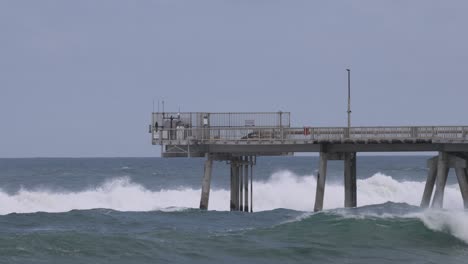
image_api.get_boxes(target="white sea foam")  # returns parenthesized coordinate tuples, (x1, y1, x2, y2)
(0, 171, 464, 215)
(2, 171, 468, 244)
(414, 210, 468, 243)
(334, 208, 468, 244)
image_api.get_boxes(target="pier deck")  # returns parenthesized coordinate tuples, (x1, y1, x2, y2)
(149, 112, 468, 211)
(151, 112, 468, 157)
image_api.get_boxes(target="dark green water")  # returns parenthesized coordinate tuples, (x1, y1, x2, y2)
(0, 157, 467, 263)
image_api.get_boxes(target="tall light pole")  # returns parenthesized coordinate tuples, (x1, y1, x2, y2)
(346, 69, 351, 129)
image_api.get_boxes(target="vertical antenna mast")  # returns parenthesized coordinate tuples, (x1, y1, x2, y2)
(346, 69, 351, 129)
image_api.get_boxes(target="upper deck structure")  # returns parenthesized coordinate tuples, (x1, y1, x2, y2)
(151, 111, 468, 156)
(149, 111, 468, 212)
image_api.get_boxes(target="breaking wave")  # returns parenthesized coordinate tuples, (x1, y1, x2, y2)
(0, 171, 464, 215)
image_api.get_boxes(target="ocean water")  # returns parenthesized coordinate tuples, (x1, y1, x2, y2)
(0, 156, 467, 263)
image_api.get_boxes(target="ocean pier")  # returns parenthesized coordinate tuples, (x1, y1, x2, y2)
(150, 112, 468, 212)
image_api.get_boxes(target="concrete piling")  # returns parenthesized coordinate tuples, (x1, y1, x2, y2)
(230, 161, 237, 211)
(421, 153, 468, 209)
(250, 156, 253, 213)
(420, 157, 438, 208)
(455, 167, 468, 208)
(432, 152, 449, 209)
(314, 152, 328, 212)
(239, 160, 244, 212)
(228, 156, 255, 212)
(244, 157, 249, 212)
(344, 152, 357, 208)
(199, 155, 213, 210)
(234, 162, 240, 210)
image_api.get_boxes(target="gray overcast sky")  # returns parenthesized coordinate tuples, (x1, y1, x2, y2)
(1, 1, 467, 157)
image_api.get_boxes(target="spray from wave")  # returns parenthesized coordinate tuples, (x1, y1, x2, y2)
(0, 171, 464, 215)
(415, 210, 468, 243)
(329, 204, 468, 245)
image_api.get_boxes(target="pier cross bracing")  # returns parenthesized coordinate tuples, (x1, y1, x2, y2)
(150, 112, 468, 212)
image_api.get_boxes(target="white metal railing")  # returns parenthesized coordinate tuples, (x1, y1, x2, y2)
(151, 112, 290, 130)
(152, 126, 468, 144)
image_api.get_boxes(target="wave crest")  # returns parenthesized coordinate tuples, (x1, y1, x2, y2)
(0, 171, 464, 215)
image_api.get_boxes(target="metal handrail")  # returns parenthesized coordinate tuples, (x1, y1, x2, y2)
(151, 112, 291, 130)
(152, 126, 468, 143)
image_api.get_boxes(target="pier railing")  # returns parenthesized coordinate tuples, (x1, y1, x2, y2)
(151, 112, 291, 129)
(152, 126, 468, 144)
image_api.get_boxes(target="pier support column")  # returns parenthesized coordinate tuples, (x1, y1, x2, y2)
(244, 156, 249, 212)
(422, 153, 468, 209)
(234, 161, 240, 210)
(420, 157, 438, 208)
(314, 152, 328, 212)
(344, 152, 357, 208)
(239, 160, 244, 212)
(250, 156, 254, 213)
(229, 156, 255, 212)
(199, 154, 213, 210)
(432, 152, 449, 209)
(455, 168, 468, 208)
(230, 160, 238, 211)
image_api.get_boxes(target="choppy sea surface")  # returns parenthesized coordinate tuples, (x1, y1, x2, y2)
(0, 156, 467, 263)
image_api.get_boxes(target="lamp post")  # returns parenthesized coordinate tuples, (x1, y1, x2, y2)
(346, 69, 351, 129)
